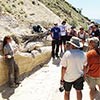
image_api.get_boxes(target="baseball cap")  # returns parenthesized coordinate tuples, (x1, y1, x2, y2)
(88, 37, 99, 44)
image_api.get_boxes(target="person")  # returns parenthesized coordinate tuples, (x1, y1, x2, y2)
(78, 27, 86, 44)
(59, 21, 67, 52)
(90, 24, 100, 39)
(51, 23, 61, 58)
(88, 21, 95, 35)
(85, 37, 100, 100)
(67, 26, 77, 41)
(60, 36, 87, 100)
(69, 26, 77, 37)
(2, 36, 20, 88)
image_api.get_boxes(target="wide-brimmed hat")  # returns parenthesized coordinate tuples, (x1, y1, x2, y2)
(68, 36, 83, 48)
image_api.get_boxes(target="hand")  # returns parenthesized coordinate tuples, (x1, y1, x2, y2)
(83, 73, 87, 80)
(7, 55, 12, 58)
(60, 80, 64, 85)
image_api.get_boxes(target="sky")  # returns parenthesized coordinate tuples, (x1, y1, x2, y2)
(66, 0, 100, 19)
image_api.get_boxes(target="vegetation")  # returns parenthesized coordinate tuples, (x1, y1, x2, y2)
(39, 0, 90, 28)
(0, 0, 90, 29)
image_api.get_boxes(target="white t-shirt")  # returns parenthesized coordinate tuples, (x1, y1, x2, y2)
(60, 49, 87, 82)
(59, 25, 67, 36)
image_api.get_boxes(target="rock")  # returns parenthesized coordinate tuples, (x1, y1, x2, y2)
(11, 34, 21, 45)
(36, 46, 51, 53)
(0, 41, 3, 51)
(31, 50, 41, 58)
(0, 50, 51, 86)
(24, 42, 44, 52)
(17, 52, 32, 57)
(32, 25, 43, 33)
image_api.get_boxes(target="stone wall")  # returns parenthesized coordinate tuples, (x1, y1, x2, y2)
(0, 47, 51, 86)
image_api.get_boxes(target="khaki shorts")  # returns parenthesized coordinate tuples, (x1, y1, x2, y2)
(86, 76, 100, 89)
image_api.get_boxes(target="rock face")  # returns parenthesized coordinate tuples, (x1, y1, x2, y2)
(0, 46, 51, 86)
(0, 0, 62, 36)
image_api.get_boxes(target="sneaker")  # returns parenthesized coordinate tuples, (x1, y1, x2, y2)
(56, 55, 59, 59)
(61, 50, 63, 53)
(15, 81, 21, 85)
(9, 83, 18, 88)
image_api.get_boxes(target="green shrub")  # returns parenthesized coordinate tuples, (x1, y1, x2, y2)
(5, 5, 12, 13)
(69, 20, 77, 27)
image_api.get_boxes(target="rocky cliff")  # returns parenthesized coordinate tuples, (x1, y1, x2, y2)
(39, 0, 90, 29)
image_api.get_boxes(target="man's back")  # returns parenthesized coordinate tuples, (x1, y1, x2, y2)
(61, 49, 87, 82)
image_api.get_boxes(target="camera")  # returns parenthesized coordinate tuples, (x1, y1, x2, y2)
(59, 84, 64, 92)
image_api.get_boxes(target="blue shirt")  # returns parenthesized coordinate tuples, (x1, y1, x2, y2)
(51, 26, 60, 39)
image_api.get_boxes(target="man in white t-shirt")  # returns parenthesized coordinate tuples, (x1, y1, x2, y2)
(60, 37, 87, 100)
(59, 21, 67, 52)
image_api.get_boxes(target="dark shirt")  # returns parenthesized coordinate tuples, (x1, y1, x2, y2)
(51, 26, 60, 39)
(91, 29, 100, 37)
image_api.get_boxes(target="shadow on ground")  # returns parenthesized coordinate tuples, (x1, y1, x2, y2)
(0, 65, 42, 99)
(0, 57, 51, 100)
(0, 66, 42, 100)
(1, 86, 15, 100)
(52, 58, 61, 66)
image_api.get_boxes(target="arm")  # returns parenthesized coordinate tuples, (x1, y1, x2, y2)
(83, 53, 89, 78)
(83, 65, 89, 78)
(61, 66, 67, 81)
(60, 52, 67, 83)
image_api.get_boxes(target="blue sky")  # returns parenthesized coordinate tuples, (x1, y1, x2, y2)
(67, 0, 100, 19)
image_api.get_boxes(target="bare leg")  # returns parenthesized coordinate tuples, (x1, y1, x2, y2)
(90, 88, 96, 100)
(64, 91, 70, 100)
(64, 44, 67, 52)
(76, 90, 82, 100)
(98, 85, 100, 91)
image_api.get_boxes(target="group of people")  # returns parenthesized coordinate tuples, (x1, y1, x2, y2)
(50, 20, 100, 59)
(51, 21, 67, 58)
(1, 20, 100, 100)
(50, 21, 100, 100)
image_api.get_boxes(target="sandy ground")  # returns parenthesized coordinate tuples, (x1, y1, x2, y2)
(0, 58, 100, 100)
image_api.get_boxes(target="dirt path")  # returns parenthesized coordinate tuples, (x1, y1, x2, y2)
(0, 58, 100, 100)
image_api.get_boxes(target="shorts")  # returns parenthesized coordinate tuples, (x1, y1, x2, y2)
(86, 76, 100, 89)
(60, 36, 66, 45)
(64, 77, 84, 92)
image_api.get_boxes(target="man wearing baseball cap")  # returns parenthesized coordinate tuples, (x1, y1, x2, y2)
(86, 37, 100, 100)
(50, 23, 61, 58)
(60, 36, 87, 100)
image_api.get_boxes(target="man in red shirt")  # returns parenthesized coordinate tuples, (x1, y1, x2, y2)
(86, 37, 100, 100)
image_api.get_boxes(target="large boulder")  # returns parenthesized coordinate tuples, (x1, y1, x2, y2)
(21, 42, 44, 52)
